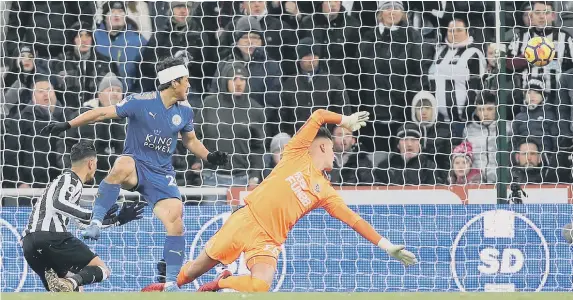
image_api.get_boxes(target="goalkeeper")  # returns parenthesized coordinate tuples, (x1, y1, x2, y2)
(40, 57, 229, 291)
(144, 109, 418, 292)
(21, 141, 143, 292)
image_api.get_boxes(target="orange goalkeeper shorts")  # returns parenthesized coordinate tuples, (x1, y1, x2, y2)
(204, 207, 281, 269)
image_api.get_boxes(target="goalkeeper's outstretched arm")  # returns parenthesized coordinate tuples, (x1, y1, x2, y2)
(285, 108, 369, 153)
(322, 195, 418, 266)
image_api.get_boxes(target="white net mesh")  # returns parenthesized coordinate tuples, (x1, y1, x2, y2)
(1, 0, 573, 293)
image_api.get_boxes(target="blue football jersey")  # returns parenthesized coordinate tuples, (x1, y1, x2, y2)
(115, 91, 194, 171)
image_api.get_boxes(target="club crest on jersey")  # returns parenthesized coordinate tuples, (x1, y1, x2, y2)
(314, 184, 320, 193)
(172, 114, 182, 126)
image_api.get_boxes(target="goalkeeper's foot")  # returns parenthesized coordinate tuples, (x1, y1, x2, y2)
(141, 282, 165, 292)
(197, 270, 232, 292)
(45, 269, 74, 292)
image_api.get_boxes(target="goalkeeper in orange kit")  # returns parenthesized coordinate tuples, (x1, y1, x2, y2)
(142, 109, 418, 292)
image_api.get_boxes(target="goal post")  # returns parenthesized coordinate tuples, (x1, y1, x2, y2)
(495, 0, 510, 203)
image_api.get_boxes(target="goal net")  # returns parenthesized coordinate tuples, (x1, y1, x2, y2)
(1, 0, 573, 293)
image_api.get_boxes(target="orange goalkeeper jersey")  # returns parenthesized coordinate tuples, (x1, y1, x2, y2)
(244, 109, 363, 244)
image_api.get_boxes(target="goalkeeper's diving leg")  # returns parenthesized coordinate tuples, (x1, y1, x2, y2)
(142, 250, 274, 292)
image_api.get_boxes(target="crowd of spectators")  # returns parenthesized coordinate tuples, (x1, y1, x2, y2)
(3, 1, 573, 204)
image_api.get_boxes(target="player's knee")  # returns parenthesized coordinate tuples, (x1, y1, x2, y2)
(166, 216, 184, 235)
(250, 278, 270, 292)
(155, 199, 184, 235)
(107, 156, 135, 183)
(100, 265, 111, 279)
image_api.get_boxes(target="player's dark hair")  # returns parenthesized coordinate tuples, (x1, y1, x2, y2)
(315, 126, 333, 141)
(157, 57, 187, 91)
(531, 1, 553, 9)
(70, 141, 97, 164)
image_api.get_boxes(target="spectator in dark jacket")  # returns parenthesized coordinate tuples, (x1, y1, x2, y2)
(511, 138, 558, 184)
(512, 79, 559, 153)
(50, 21, 117, 110)
(93, 1, 147, 92)
(330, 126, 374, 185)
(557, 68, 573, 149)
(57, 73, 126, 184)
(411, 90, 453, 171)
(280, 37, 350, 135)
(2, 45, 49, 117)
(374, 123, 446, 185)
(190, 2, 238, 48)
(218, 1, 298, 75)
(358, 1, 427, 152)
(4, 77, 65, 187)
(268, 1, 317, 30)
(299, 1, 361, 95)
(209, 16, 282, 108)
(4, 1, 96, 58)
(140, 2, 214, 94)
(197, 62, 266, 203)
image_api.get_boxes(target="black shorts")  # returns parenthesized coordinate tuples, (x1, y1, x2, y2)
(21, 231, 97, 291)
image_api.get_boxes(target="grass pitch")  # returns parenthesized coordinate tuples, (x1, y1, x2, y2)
(3, 293, 573, 300)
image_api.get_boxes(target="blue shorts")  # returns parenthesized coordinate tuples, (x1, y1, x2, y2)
(131, 158, 181, 206)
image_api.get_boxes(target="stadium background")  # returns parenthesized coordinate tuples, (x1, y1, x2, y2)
(1, 0, 573, 293)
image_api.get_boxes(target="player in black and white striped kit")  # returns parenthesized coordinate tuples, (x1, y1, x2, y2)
(21, 141, 144, 292)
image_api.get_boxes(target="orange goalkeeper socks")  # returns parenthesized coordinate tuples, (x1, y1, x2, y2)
(218, 275, 270, 292)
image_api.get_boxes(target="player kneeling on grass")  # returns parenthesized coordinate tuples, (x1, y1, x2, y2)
(143, 109, 418, 293)
(21, 141, 144, 292)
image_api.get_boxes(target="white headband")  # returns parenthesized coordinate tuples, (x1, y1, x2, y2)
(157, 65, 189, 85)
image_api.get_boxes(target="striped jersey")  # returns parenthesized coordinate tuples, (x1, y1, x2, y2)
(23, 170, 92, 237)
(509, 28, 573, 93)
(428, 41, 486, 122)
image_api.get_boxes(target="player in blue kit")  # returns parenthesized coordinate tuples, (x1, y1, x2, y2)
(40, 57, 228, 291)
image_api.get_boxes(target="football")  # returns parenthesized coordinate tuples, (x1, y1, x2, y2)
(524, 36, 556, 67)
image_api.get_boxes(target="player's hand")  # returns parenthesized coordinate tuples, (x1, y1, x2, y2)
(81, 221, 102, 241)
(39, 122, 71, 136)
(340, 111, 370, 132)
(378, 238, 417, 266)
(207, 151, 228, 166)
(116, 201, 145, 226)
(384, 244, 417, 266)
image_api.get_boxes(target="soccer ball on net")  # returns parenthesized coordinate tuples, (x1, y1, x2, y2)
(524, 36, 556, 67)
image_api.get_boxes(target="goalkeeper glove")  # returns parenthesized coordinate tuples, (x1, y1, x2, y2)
(378, 238, 418, 266)
(207, 151, 229, 166)
(340, 111, 370, 132)
(40, 122, 71, 136)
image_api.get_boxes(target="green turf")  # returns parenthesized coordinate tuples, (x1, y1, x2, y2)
(3, 293, 573, 300)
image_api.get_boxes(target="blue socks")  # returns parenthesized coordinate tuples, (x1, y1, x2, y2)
(163, 235, 185, 282)
(92, 181, 121, 222)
